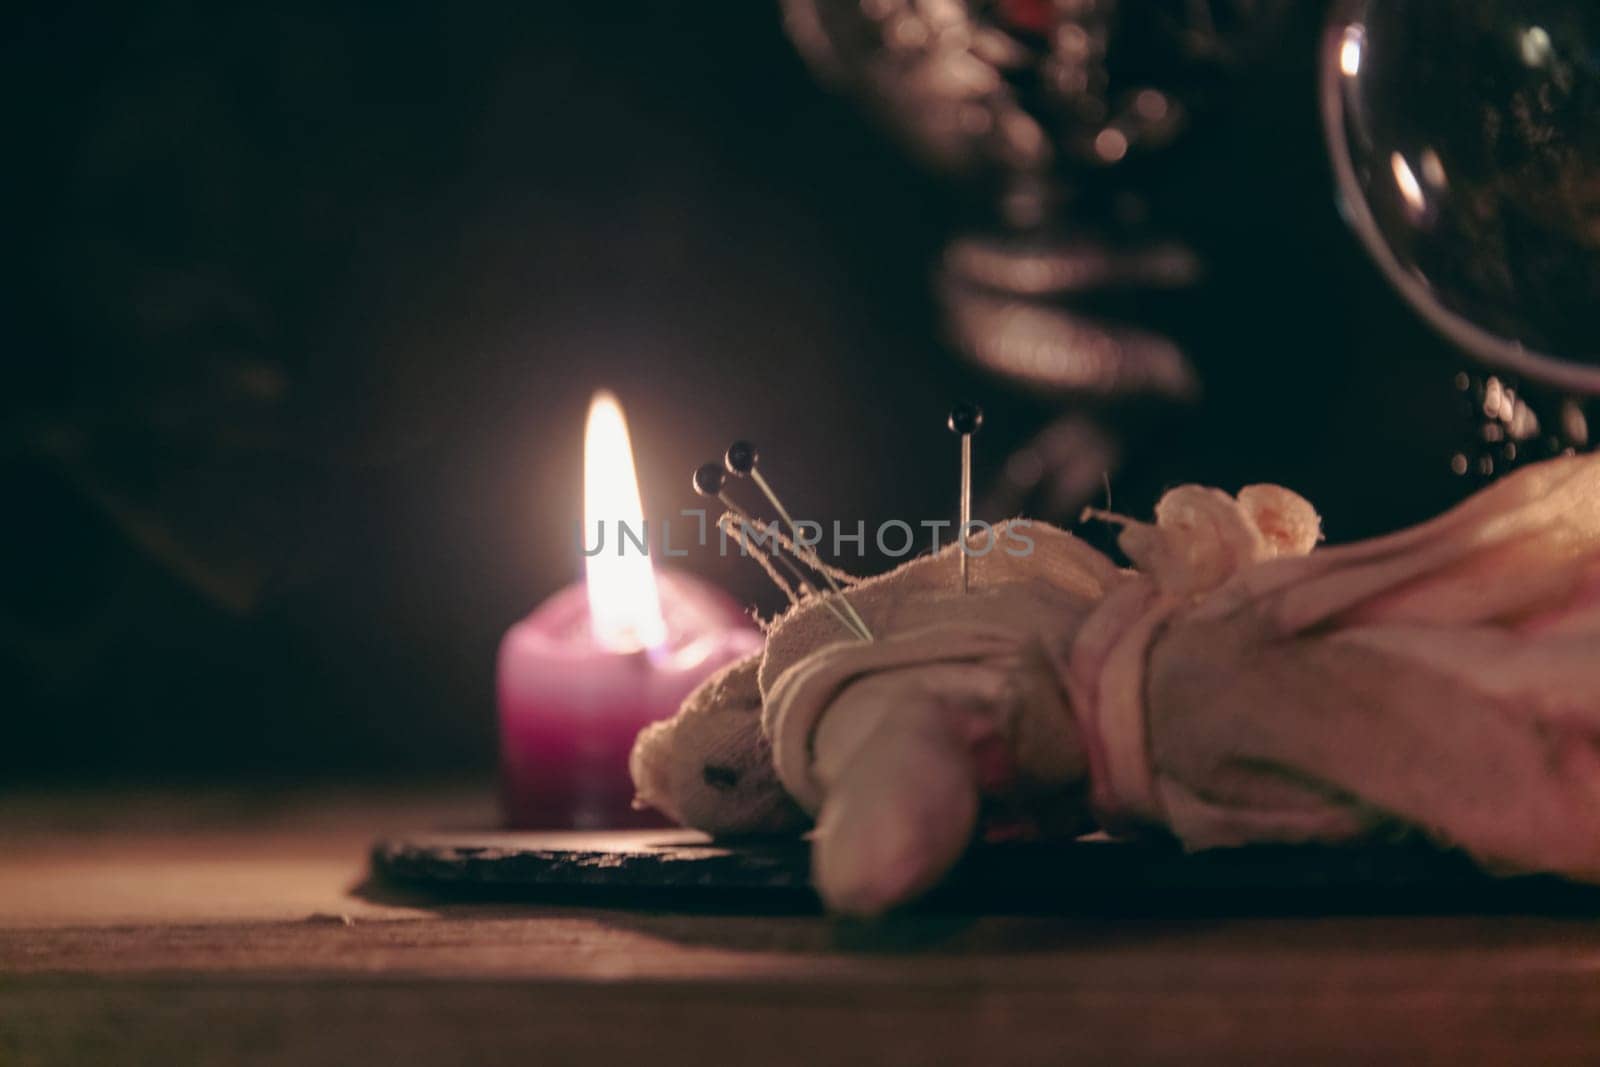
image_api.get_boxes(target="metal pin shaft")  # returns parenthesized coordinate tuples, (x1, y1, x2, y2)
(719, 494, 861, 639)
(749, 468, 873, 641)
(959, 433, 971, 595)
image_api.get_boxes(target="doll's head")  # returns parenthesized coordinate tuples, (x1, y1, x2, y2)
(629, 652, 808, 837)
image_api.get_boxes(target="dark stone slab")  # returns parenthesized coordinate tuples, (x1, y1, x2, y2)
(371, 831, 1600, 915)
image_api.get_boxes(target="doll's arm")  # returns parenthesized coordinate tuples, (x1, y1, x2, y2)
(806, 667, 1000, 915)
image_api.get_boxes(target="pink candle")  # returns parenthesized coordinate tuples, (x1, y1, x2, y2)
(497, 392, 761, 829)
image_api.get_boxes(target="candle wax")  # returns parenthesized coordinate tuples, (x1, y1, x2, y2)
(497, 569, 762, 829)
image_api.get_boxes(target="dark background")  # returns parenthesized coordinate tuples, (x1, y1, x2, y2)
(2, 2, 1474, 783)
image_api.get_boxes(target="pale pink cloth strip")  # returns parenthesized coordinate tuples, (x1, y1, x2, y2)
(1062, 483, 1324, 831)
(1060, 580, 1173, 832)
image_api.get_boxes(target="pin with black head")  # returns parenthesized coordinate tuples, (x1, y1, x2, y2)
(692, 460, 742, 552)
(693, 458, 759, 549)
(723, 440, 758, 479)
(947, 401, 984, 438)
(721, 440, 872, 641)
(947, 402, 983, 595)
(692, 462, 726, 500)
(694, 458, 801, 601)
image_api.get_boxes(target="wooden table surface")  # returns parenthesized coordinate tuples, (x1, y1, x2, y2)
(4, 787, 1600, 1066)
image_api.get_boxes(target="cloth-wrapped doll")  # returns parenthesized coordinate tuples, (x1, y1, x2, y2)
(631, 452, 1600, 914)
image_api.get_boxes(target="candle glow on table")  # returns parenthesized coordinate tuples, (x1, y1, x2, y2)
(497, 391, 762, 828)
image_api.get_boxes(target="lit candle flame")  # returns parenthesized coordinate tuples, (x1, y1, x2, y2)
(583, 390, 667, 652)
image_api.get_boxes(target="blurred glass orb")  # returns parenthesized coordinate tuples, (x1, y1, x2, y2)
(1322, 0, 1600, 392)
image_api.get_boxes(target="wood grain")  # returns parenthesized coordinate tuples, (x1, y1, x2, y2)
(5, 788, 1600, 1065)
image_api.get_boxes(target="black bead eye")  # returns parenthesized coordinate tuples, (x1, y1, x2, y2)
(692, 462, 726, 497)
(724, 440, 759, 475)
(702, 765, 740, 791)
(947, 402, 984, 436)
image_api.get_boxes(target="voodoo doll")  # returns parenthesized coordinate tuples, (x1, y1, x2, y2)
(631, 434, 1600, 916)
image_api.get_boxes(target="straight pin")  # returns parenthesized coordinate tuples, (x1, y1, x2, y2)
(696, 461, 814, 595)
(694, 461, 862, 639)
(947, 402, 984, 595)
(725, 442, 873, 641)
